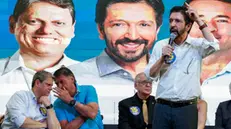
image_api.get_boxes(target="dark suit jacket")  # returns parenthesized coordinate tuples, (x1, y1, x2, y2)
(118, 93, 155, 129)
(215, 100, 231, 129)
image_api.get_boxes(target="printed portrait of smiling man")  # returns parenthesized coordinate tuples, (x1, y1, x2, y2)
(68, 0, 164, 124)
(186, 0, 231, 83)
(186, 0, 231, 125)
(69, 0, 164, 82)
(0, 0, 79, 117)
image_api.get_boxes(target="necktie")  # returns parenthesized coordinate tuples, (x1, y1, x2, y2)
(142, 100, 148, 125)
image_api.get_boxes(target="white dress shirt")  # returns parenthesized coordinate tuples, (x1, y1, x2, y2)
(0, 50, 79, 114)
(1, 90, 48, 129)
(201, 61, 231, 125)
(145, 36, 219, 101)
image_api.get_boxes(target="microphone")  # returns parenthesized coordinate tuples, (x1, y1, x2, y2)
(164, 33, 178, 64)
(168, 32, 177, 46)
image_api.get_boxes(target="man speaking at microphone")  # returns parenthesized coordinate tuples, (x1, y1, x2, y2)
(145, 4, 219, 129)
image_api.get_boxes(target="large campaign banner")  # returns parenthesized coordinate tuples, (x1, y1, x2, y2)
(0, 0, 230, 126)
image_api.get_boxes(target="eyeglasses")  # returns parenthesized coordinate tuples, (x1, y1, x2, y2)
(137, 81, 152, 85)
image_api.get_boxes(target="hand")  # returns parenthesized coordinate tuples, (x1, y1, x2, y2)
(53, 87, 73, 104)
(39, 96, 51, 107)
(162, 45, 174, 57)
(40, 119, 47, 128)
(0, 115, 4, 124)
(185, 2, 200, 22)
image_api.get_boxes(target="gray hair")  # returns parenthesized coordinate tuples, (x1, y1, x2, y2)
(135, 72, 151, 82)
(32, 70, 53, 88)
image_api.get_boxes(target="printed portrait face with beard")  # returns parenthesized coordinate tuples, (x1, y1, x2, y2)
(97, 2, 159, 63)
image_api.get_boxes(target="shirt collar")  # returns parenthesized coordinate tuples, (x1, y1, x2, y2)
(2, 50, 21, 75)
(134, 93, 150, 103)
(2, 50, 74, 75)
(73, 83, 81, 98)
(96, 50, 125, 77)
(29, 90, 37, 102)
(173, 35, 193, 46)
(76, 83, 81, 93)
(184, 35, 193, 45)
(205, 61, 231, 81)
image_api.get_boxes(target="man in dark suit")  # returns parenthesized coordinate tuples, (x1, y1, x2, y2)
(118, 72, 155, 129)
(215, 82, 231, 129)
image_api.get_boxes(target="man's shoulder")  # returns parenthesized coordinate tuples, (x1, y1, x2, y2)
(119, 96, 134, 105)
(12, 90, 29, 96)
(7, 90, 29, 103)
(149, 95, 155, 100)
(68, 57, 98, 75)
(78, 85, 95, 91)
(219, 100, 231, 107)
(76, 57, 97, 67)
(156, 38, 169, 44)
(154, 38, 169, 48)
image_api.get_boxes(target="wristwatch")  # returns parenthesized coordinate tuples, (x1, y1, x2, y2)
(199, 23, 207, 30)
(69, 99, 76, 107)
(46, 104, 53, 109)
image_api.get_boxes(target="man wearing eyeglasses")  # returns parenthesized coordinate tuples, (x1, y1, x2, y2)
(118, 72, 155, 129)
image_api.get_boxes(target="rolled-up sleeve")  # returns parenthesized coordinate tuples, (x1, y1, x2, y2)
(144, 53, 158, 79)
(6, 91, 27, 128)
(200, 38, 220, 58)
(144, 41, 163, 81)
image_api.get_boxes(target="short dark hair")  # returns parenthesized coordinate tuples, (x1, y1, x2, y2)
(32, 70, 53, 88)
(12, 0, 75, 24)
(170, 6, 193, 25)
(53, 66, 76, 83)
(185, 0, 231, 4)
(95, 0, 164, 29)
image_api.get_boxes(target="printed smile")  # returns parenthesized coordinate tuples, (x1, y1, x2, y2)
(32, 37, 58, 44)
(122, 43, 141, 49)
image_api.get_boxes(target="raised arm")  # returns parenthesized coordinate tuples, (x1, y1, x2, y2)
(39, 96, 60, 129)
(54, 101, 85, 129)
(146, 44, 173, 78)
(185, 2, 214, 42)
(53, 86, 99, 120)
(73, 86, 99, 119)
(185, 2, 219, 58)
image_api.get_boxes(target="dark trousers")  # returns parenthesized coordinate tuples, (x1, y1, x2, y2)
(152, 103, 198, 129)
